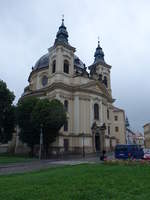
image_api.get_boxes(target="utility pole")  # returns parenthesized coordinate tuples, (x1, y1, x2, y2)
(39, 124, 43, 160)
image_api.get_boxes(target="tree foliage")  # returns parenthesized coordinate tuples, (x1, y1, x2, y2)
(32, 99, 67, 156)
(17, 97, 67, 157)
(0, 80, 15, 143)
(16, 97, 40, 155)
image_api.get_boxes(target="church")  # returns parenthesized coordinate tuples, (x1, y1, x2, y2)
(23, 18, 126, 154)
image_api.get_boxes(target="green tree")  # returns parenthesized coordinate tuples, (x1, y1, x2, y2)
(32, 99, 67, 157)
(16, 97, 40, 156)
(0, 80, 15, 143)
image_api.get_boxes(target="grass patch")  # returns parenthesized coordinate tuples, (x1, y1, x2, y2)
(0, 155, 34, 164)
(0, 164, 150, 200)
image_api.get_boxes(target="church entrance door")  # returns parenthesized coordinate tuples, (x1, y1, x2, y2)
(95, 134, 100, 151)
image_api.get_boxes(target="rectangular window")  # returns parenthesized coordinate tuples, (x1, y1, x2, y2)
(114, 116, 118, 121)
(64, 120, 68, 132)
(115, 126, 119, 132)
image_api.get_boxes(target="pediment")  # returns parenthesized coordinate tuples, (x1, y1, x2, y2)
(80, 81, 104, 94)
(79, 80, 113, 102)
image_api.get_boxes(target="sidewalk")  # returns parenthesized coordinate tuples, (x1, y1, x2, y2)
(0, 152, 114, 175)
(0, 156, 100, 175)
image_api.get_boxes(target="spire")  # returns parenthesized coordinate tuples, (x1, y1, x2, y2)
(125, 117, 130, 128)
(94, 38, 105, 63)
(54, 16, 69, 45)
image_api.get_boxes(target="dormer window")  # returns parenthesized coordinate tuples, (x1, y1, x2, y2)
(64, 60, 69, 74)
(52, 60, 56, 73)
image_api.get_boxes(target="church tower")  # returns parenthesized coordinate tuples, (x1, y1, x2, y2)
(88, 40, 112, 95)
(48, 18, 75, 77)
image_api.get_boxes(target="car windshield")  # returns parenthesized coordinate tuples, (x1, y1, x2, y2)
(144, 149, 150, 154)
(116, 146, 127, 151)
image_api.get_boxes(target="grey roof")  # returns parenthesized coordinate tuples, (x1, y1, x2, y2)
(54, 19, 69, 45)
(74, 55, 85, 69)
(34, 53, 49, 70)
(33, 53, 85, 70)
(94, 41, 105, 64)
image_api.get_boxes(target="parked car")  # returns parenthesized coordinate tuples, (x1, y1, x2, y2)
(115, 144, 144, 159)
(143, 149, 150, 160)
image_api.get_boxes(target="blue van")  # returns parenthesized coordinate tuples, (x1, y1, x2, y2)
(115, 144, 144, 159)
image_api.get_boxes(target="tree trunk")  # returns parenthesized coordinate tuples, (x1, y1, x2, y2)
(29, 145, 34, 157)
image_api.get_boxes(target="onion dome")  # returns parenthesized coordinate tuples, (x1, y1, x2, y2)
(54, 18, 69, 45)
(94, 40, 105, 63)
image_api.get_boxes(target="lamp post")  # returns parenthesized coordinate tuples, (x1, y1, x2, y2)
(39, 124, 43, 160)
(82, 132, 85, 158)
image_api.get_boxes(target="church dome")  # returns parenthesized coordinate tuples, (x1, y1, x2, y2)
(33, 53, 85, 70)
(34, 53, 49, 70)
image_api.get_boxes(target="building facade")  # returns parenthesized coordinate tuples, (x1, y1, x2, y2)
(22, 19, 126, 154)
(144, 123, 150, 148)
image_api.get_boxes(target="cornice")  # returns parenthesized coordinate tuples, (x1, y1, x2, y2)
(23, 81, 114, 103)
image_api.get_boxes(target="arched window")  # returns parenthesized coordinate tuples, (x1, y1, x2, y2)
(94, 103, 99, 120)
(98, 74, 102, 81)
(103, 76, 108, 88)
(107, 109, 109, 119)
(64, 60, 69, 74)
(64, 100, 68, 112)
(52, 60, 56, 73)
(64, 120, 68, 131)
(108, 126, 110, 135)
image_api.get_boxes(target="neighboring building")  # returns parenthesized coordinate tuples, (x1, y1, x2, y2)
(144, 123, 150, 148)
(22, 19, 126, 154)
(126, 126, 144, 146)
(126, 128, 136, 144)
(135, 132, 144, 146)
(112, 106, 126, 145)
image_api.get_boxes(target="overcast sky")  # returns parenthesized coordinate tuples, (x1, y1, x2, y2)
(0, 0, 150, 132)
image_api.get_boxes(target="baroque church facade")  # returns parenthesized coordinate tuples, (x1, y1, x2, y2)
(23, 19, 126, 154)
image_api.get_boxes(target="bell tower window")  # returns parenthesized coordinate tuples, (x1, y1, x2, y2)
(52, 60, 56, 73)
(94, 103, 99, 120)
(103, 76, 108, 88)
(64, 60, 69, 74)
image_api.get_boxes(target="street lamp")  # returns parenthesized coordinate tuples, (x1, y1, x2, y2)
(82, 132, 85, 158)
(39, 124, 43, 160)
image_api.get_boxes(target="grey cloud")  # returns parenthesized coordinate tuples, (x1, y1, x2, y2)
(0, 0, 149, 131)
